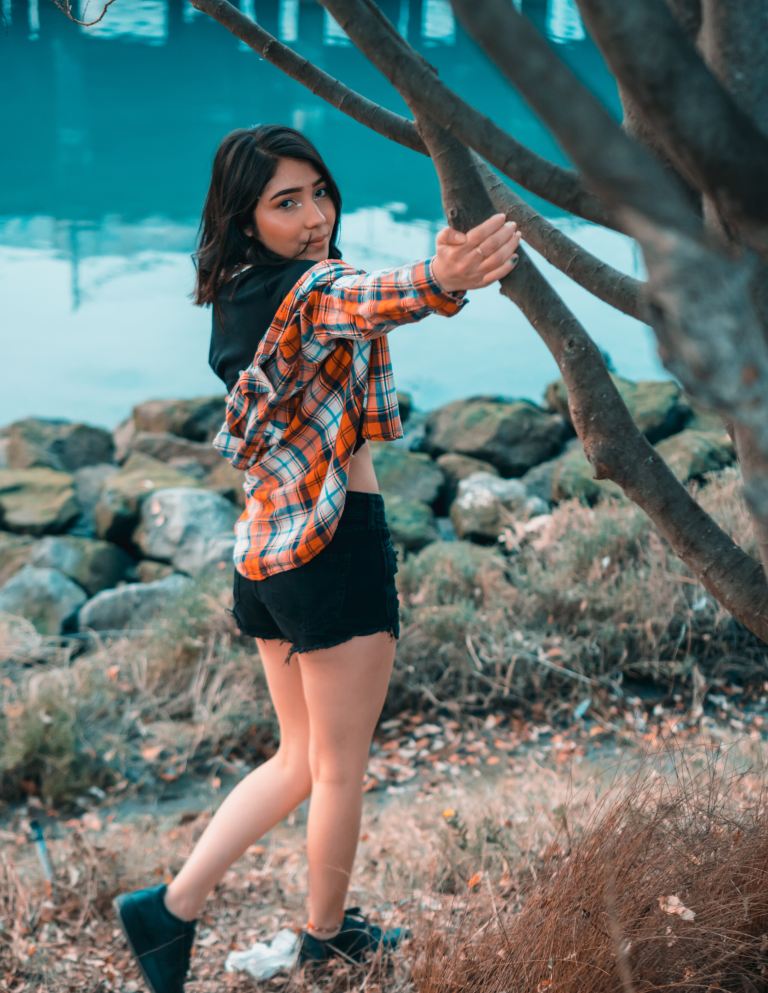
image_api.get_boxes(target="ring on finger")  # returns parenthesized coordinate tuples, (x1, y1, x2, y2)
(475, 246, 486, 260)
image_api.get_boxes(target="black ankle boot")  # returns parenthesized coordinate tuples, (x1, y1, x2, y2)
(297, 906, 411, 966)
(113, 883, 197, 993)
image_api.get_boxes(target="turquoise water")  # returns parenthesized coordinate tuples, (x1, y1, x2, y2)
(0, 0, 662, 432)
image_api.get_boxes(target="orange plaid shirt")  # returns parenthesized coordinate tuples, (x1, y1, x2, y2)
(212, 256, 468, 579)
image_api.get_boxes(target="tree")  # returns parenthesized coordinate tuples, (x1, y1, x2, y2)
(58, 0, 768, 645)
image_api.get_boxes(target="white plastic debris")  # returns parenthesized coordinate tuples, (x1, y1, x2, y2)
(224, 927, 300, 979)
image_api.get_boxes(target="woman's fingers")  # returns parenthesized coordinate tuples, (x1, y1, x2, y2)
(483, 256, 519, 285)
(474, 223, 520, 261)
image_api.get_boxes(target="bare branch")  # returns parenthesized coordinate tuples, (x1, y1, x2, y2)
(576, 0, 768, 255)
(190, 0, 645, 318)
(292, 0, 613, 227)
(450, 0, 768, 567)
(449, 0, 702, 241)
(51, 0, 118, 27)
(412, 112, 768, 638)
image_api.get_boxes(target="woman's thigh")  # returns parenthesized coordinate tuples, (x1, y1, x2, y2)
(298, 631, 396, 783)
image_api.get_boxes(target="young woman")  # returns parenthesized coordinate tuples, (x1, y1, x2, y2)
(113, 124, 521, 992)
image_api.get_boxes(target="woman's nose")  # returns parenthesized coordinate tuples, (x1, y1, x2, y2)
(304, 199, 328, 224)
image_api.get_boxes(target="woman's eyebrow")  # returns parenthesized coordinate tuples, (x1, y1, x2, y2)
(269, 177, 325, 201)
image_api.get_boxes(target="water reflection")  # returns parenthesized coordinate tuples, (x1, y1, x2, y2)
(0, 0, 661, 430)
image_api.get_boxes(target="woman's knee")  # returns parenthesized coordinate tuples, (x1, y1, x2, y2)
(275, 745, 313, 794)
(307, 737, 370, 786)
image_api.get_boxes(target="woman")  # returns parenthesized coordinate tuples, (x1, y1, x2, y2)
(113, 124, 521, 992)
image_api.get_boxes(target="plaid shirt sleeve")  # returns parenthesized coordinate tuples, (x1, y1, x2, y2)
(304, 255, 468, 345)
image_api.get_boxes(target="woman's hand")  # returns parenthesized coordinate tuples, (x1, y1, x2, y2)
(431, 213, 522, 293)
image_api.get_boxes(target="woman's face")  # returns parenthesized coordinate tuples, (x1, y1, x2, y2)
(248, 157, 337, 261)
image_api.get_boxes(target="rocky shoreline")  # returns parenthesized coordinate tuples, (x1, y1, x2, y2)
(0, 374, 735, 642)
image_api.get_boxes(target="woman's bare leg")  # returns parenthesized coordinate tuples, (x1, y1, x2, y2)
(298, 631, 396, 937)
(163, 637, 312, 922)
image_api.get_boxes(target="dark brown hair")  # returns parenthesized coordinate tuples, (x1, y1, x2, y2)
(190, 124, 343, 323)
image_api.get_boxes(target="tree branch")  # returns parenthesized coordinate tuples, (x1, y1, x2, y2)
(449, 0, 702, 240)
(450, 0, 768, 576)
(189, 0, 645, 319)
(576, 0, 768, 255)
(410, 112, 768, 639)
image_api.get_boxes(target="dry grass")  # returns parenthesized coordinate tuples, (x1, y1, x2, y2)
(1, 730, 766, 991)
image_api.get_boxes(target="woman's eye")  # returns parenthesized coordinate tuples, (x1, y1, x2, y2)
(277, 188, 327, 209)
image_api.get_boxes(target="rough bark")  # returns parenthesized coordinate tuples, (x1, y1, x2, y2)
(575, 0, 768, 255)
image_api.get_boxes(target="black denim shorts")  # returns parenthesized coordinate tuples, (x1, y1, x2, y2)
(229, 490, 400, 664)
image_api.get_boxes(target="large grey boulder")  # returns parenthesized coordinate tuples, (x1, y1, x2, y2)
(133, 487, 238, 576)
(0, 564, 87, 635)
(370, 444, 445, 504)
(450, 471, 544, 542)
(0, 467, 81, 535)
(27, 535, 135, 596)
(5, 417, 115, 471)
(78, 573, 195, 632)
(422, 396, 568, 476)
(93, 451, 205, 546)
(544, 374, 691, 444)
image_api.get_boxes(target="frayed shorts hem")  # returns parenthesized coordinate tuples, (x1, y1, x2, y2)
(282, 624, 399, 665)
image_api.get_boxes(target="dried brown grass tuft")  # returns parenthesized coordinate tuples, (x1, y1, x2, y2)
(409, 739, 768, 993)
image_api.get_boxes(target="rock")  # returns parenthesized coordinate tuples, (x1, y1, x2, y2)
(78, 573, 195, 633)
(27, 535, 135, 596)
(396, 390, 413, 424)
(133, 487, 238, 576)
(0, 565, 87, 635)
(135, 560, 176, 583)
(0, 532, 36, 586)
(679, 392, 731, 435)
(381, 493, 440, 551)
(5, 417, 115, 471)
(128, 431, 224, 471)
(68, 463, 120, 538)
(449, 471, 531, 542)
(370, 444, 445, 504)
(550, 443, 626, 505)
(519, 457, 559, 505)
(0, 467, 81, 535)
(205, 461, 246, 509)
(654, 428, 735, 482)
(93, 451, 205, 547)
(423, 396, 568, 476)
(130, 396, 225, 444)
(436, 452, 499, 509)
(544, 374, 691, 443)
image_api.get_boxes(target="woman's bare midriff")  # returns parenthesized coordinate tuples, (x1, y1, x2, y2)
(346, 440, 380, 494)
